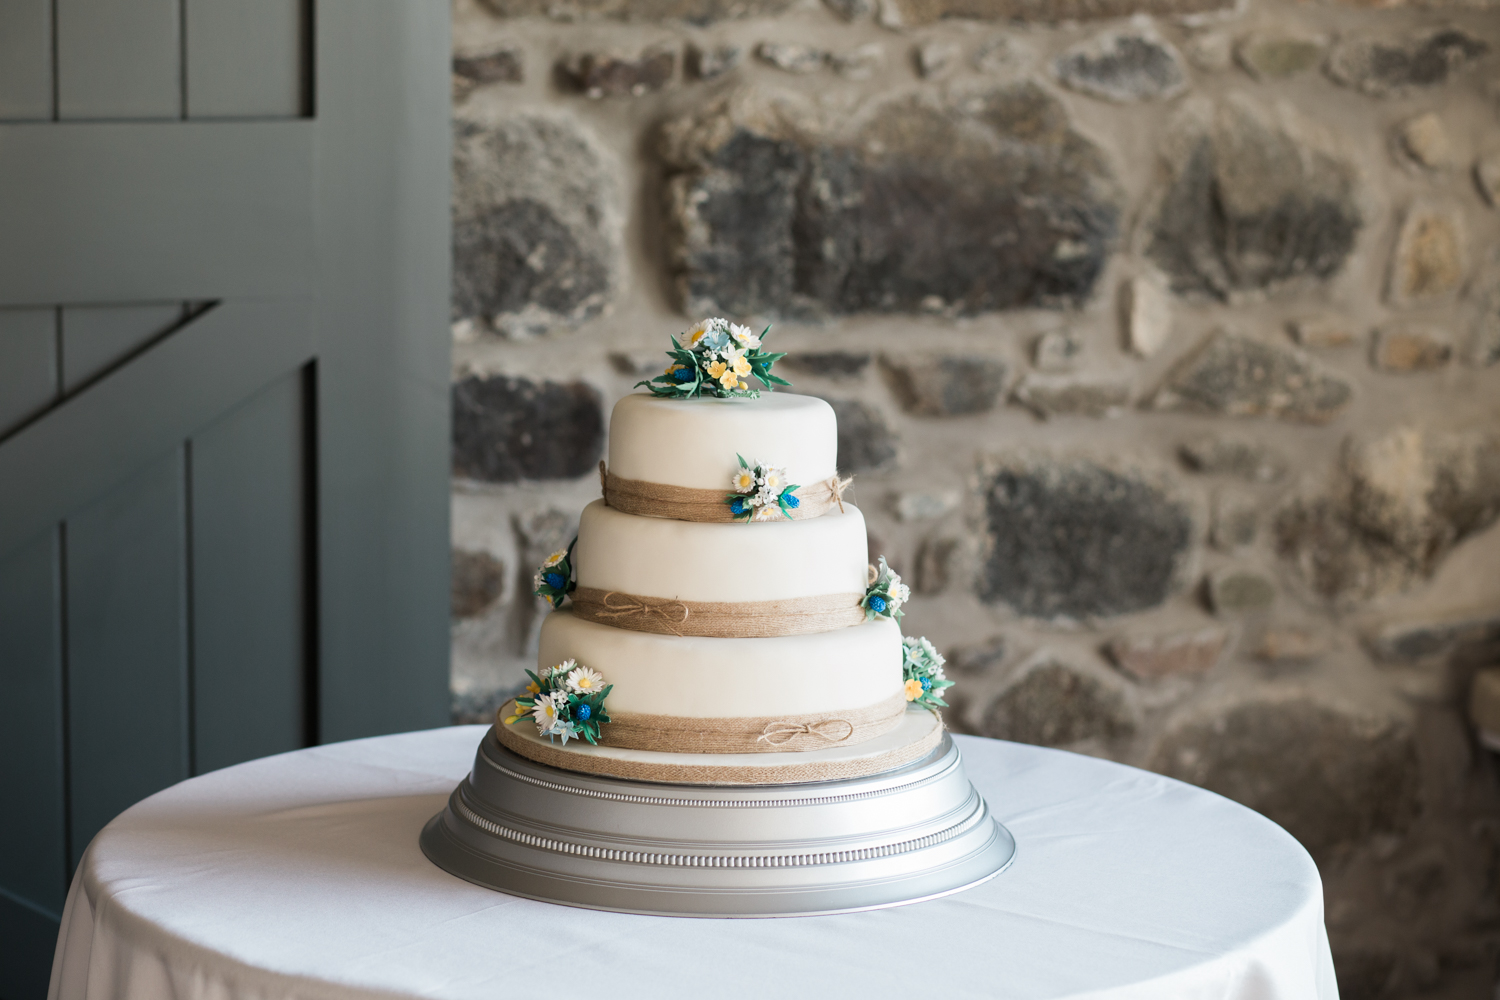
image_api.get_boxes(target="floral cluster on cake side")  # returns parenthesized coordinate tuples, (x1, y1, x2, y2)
(901, 636, 953, 709)
(505, 659, 612, 745)
(635, 317, 789, 399)
(726, 455, 800, 522)
(532, 543, 577, 609)
(862, 556, 910, 622)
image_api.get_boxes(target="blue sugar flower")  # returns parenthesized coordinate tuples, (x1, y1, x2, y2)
(783, 493, 800, 508)
(868, 594, 888, 614)
(921, 677, 932, 692)
(543, 571, 566, 590)
(576, 704, 592, 721)
(729, 497, 750, 515)
(672, 366, 695, 382)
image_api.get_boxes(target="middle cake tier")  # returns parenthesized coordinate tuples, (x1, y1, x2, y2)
(572, 498, 871, 638)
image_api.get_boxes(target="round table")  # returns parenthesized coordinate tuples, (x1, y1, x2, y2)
(48, 726, 1337, 1000)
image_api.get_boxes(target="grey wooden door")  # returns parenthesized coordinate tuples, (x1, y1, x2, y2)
(0, 3, 451, 996)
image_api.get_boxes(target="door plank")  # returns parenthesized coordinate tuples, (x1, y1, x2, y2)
(0, 529, 67, 917)
(0, 299, 313, 560)
(0, 0, 53, 121)
(0, 121, 315, 305)
(191, 370, 308, 773)
(56, 0, 181, 120)
(186, 0, 307, 119)
(0, 307, 59, 438)
(66, 449, 189, 870)
(62, 302, 186, 394)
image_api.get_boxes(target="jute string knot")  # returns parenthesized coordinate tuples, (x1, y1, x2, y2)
(591, 590, 691, 635)
(756, 718, 856, 747)
(598, 463, 855, 523)
(823, 474, 853, 513)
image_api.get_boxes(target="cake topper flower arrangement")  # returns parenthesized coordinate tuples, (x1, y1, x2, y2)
(505, 658, 612, 745)
(636, 317, 790, 399)
(726, 455, 801, 522)
(901, 636, 953, 710)
(532, 539, 577, 609)
(862, 556, 910, 622)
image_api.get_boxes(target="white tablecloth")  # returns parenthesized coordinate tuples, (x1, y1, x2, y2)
(48, 726, 1337, 1000)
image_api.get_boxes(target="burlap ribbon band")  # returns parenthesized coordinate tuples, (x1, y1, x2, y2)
(496, 692, 908, 756)
(570, 586, 866, 638)
(601, 462, 852, 523)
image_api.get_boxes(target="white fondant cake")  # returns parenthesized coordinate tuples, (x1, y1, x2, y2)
(539, 609, 901, 718)
(574, 498, 869, 602)
(607, 392, 838, 493)
(517, 388, 917, 766)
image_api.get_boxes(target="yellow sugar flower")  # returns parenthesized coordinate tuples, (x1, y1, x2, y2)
(706, 360, 728, 379)
(664, 362, 684, 376)
(904, 678, 924, 702)
(732, 354, 752, 377)
(525, 680, 541, 696)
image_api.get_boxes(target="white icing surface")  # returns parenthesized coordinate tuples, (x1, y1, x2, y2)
(538, 609, 903, 718)
(575, 499, 869, 602)
(607, 392, 838, 492)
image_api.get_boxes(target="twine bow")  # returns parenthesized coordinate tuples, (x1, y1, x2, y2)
(823, 474, 853, 513)
(592, 591, 691, 636)
(756, 717, 856, 747)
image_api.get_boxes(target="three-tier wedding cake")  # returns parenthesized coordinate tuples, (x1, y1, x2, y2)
(421, 319, 1012, 916)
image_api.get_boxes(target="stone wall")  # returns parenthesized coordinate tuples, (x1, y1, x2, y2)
(447, 0, 1500, 993)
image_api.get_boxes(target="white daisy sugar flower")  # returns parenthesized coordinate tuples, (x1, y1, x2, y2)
(729, 323, 761, 350)
(566, 665, 605, 695)
(533, 694, 562, 734)
(731, 467, 757, 493)
(760, 467, 786, 492)
(541, 549, 567, 568)
(752, 504, 782, 522)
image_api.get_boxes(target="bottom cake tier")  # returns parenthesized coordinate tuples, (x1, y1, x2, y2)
(495, 700, 943, 784)
(420, 721, 1015, 917)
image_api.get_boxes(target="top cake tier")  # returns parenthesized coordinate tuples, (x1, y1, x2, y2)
(608, 392, 837, 492)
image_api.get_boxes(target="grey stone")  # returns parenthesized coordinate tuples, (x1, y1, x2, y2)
(1396, 112, 1453, 168)
(912, 536, 958, 594)
(454, 48, 524, 85)
(452, 115, 619, 335)
(1287, 315, 1358, 349)
(1326, 28, 1489, 98)
(1234, 31, 1324, 80)
(1185, 32, 1232, 73)
(480, 0, 795, 23)
(1206, 567, 1276, 614)
(879, 0, 1234, 26)
(1371, 324, 1452, 372)
(973, 37, 1025, 74)
(452, 549, 506, 619)
(981, 657, 1136, 747)
(1153, 330, 1354, 424)
(685, 43, 742, 80)
(781, 351, 872, 379)
(452, 684, 526, 726)
(1012, 375, 1130, 420)
(823, 398, 898, 474)
(914, 41, 959, 78)
(1254, 628, 1327, 664)
(515, 507, 574, 564)
(661, 84, 1122, 319)
(1363, 612, 1500, 663)
(1033, 329, 1082, 372)
(1210, 494, 1259, 550)
(451, 374, 605, 483)
(892, 490, 959, 521)
(1147, 96, 1361, 300)
(1151, 697, 1420, 858)
(1388, 205, 1466, 304)
(558, 47, 675, 98)
(607, 350, 670, 375)
(979, 458, 1193, 619)
(948, 636, 1007, 675)
(755, 42, 825, 74)
(1477, 151, 1500, 207)
(1470, 248, 1500, 367)
(830, 44, 885, 80)
(823, 0, 875, 18)
(1275, 427, 1500, 604)
(1179, 435, 1287, 482)
(1052, 24, 1188, 104)
(1107, 627, 1227, 680)
(882, 355, 1008, 417)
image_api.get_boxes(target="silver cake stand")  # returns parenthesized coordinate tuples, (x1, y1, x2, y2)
(420, 725, 1016, 917)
